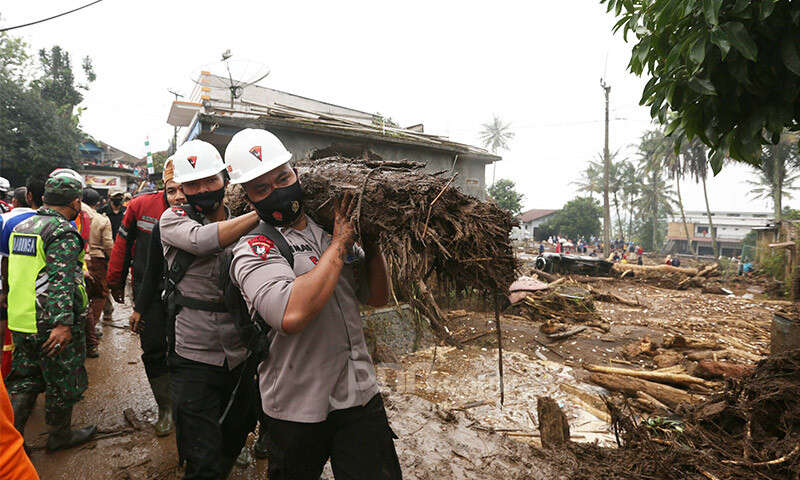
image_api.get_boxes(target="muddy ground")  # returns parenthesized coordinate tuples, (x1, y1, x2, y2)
(24, 275, 779, 479)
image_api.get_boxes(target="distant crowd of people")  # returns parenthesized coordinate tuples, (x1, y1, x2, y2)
(539, 235, 646, 265)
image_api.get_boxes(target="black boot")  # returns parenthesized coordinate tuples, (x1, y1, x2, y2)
(10, 392, 37, 438)
(45, 407, 97, 452)
(148, 375, 173, 436)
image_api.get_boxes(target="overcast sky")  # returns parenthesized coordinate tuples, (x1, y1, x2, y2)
(2, 1, 776, 213)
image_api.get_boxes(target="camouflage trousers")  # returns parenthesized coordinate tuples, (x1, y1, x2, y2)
(5, 324, 89, 424)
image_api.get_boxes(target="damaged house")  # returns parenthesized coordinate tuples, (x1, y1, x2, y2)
(166, 72, 498, 199)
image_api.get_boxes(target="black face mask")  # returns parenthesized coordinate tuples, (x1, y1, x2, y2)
(186, 187, 225, 214)
(250, 181, 304, 226)
(110, 197, 122, 207)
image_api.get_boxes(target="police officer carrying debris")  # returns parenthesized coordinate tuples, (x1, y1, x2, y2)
(159, 140, 260, 479)
(226, 128, 402, 480)
(6, 175, 96, 451)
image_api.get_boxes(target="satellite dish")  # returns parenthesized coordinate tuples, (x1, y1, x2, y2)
(191, 50, 270, 108)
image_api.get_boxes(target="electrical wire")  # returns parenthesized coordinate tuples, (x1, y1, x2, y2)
(0, 0, 105, 33)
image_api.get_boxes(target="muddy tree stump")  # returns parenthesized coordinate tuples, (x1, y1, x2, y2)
(536, 396, 570, 447)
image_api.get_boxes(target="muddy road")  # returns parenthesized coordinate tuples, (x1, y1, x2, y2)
(24, 302, 267, 480)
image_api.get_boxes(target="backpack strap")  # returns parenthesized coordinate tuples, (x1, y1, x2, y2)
(162, 204, 206, 301)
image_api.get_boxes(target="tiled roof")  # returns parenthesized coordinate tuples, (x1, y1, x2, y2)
(518, 209, 558, 223)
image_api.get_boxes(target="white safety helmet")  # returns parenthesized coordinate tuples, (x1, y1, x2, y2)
(172, 140, 225, 184)
(0, 177, 9, 192)
(49, 168, 86, 188)
(224, 128, 292, 185)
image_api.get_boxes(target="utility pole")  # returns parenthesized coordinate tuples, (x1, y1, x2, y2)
(600, 79, 612, 257)
(168, 89, 184, 154)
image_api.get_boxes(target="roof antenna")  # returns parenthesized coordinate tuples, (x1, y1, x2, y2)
(191, 50, 271, 109)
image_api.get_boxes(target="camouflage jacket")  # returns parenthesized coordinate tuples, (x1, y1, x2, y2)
(15, 208, 86, 328)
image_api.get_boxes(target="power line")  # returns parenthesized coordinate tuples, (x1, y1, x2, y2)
(0, 0, 105, 33)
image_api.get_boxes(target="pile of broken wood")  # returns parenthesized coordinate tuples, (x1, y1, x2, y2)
(611, 262, 728, 292)
(226, 156, 517, 342)
(584, 331, 762, 416)
(571, 349, 800, 480)
(585, 362, 718, 413)
(506, 275, 642, 337)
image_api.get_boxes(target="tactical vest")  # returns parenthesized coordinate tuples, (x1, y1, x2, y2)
(7, 213, 87, 334)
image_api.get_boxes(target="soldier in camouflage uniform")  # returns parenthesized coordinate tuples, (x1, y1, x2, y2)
(6, 175, 97, 452)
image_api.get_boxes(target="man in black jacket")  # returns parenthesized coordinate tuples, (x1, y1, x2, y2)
(126, 159, 185, 437)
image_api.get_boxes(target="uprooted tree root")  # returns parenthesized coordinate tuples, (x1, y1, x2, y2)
(569, 349, 800, 480)
(226, 156, 517, 341)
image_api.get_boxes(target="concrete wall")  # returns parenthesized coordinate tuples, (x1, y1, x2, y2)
(199, 123, 488, 200)
(512, 215, 556, 240)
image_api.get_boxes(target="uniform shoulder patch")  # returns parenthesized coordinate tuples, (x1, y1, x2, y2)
(11, 235, 37, 256)
(248, 235, 275, 260)
(171, 207, 187, 217)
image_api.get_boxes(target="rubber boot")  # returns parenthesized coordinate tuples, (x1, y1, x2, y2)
(149, 374, 173, 436)
(253, 424, 268, 459)
(45, 407, 97, 452)
(10, 392, 37, 437)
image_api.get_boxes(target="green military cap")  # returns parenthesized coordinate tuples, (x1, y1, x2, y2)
(43, 176, 83, 205)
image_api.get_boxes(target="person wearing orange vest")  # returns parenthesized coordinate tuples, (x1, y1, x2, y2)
(1, 375, 39, 479)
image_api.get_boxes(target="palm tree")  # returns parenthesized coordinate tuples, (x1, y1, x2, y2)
(636, 130, 676, 250)
(747, 137, 800, 220)
(682, 139, 719, 258)
(573, 160, 602, 200)
(574, 152, 628, 239)
(619, 161, 640, 241)
(606, 153, 628, 240)
(659, 133, 694, 256)
(479, 116, 514, 186)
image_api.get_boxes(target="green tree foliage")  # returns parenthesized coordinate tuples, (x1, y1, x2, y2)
(602, 0, 800, 172)
(746, 137, 800, 219)
(488, 178, 523, 215)
(681, 137, 721, 256)
(538, 197, 602, 241)
(635, 130, 676, 250)
(573, 152, 634, 239)
(782, 206, 800, 220)
(620, 159, 640, 240)
(573, 159, 602, 200)
(0, 32, 93, 185)
(0, 75, 83, 185)
(34, 46, 95, 117)
(741, 229, 757, 262)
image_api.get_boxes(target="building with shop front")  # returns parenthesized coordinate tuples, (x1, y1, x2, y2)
(78, 139, 144, 197)
(665, 210, 773, 257)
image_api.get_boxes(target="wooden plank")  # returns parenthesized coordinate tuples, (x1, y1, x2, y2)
(583, 364, 718, 389)
(589, 373, 699, 409)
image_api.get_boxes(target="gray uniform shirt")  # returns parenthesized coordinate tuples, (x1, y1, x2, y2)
(160, 206, 248, 369)
(230, 217, 378, 423)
